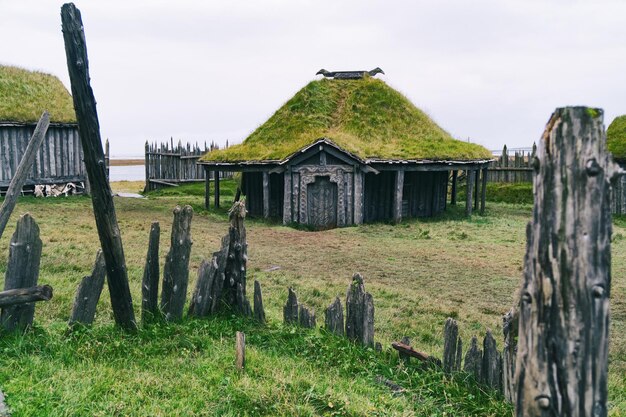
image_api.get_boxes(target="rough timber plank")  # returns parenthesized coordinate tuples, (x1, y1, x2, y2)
(69, 250, 106, 326)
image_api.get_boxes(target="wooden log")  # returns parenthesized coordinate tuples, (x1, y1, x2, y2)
(480, 168, 488, 214)
(515, 107, 617, 417)
(253, 280, 265, 324)
(141, 222, 160, 323)
(204, 168, 210, 209)
(235, 331, 245, 370)
(214, 170, 220, 208)
(324, 297, 344, 336)
(465, 169, 474, 216)
(345, 273, 374, 347)
(61, 4, 136, 330)
(298, 305, 316, 328)
(399, 336, 411, 365)
(464, 335, 482, 380)
(1, 214, 43, 332)
(450, 170, 458, 205)
(0, 112, 50, 240)
(69, 250, 106, 326)
(0, 285, 53, 308)
(391, 341, 442, 366)
(443, 318, 459, 373)
(474, 169, 480, 210)
(160, 205, 193, 321)
(481, 330, 501, 391)
(283, 287, 299, 324)
(503, 307, 518, 403)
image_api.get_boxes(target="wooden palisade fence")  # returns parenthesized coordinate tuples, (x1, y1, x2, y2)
(486, 144, 536, 183)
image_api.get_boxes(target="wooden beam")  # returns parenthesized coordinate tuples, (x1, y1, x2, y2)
(465, 170, 474, 216)
(480, 168, 488, 214)
(474, 169, 480, 210)
(450, 170, 458, 205)
(393, 170, 404, 223)
(214, 170, 220, 208)
(204, 168, 210, 209)
(62, 4, 136, 330)
(391, 341, 441, 365)
(0, 112, 50, 240)
(0, 285, 53, 308)
(262, 172, 270, 218)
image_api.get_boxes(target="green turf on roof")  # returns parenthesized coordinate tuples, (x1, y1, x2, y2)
(608, 115, 626, 161)
(0, 65, 76, 124)
(202, 77, 491, 163)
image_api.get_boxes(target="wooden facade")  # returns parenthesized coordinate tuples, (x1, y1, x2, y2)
(200, 139, 490, 229)
(0, 122, 86, 190)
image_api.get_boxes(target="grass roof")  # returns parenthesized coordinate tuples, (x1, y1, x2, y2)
(202, 77, 491, 163)
(608, 115, 626, 161)
(0, 65, 76, 124)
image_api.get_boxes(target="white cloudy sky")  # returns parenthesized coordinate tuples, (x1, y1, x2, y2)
(1, 0, 625, 156)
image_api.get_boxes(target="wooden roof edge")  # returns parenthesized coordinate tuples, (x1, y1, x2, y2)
(0, 121, 78, 128)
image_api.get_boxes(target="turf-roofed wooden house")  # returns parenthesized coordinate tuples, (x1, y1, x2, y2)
(199, 74, 493, 229)
(0, 65, 86, 192)
(608, 115, 626, 214)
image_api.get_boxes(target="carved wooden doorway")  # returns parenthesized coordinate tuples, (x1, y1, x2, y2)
(307, 176, 337, 229)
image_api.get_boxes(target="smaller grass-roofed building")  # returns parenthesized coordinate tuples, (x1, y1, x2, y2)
(608, 115, 626, 214)
(0, 65, 86, 193)
(199, 74, 493, 229)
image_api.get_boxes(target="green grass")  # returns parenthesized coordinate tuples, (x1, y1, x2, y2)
(0, 65, 77, 124)
(0, 182, 624, 415)
(456, 182, 534, 205)
(608, 115, 626, 162)
(201, 78, 492, 163)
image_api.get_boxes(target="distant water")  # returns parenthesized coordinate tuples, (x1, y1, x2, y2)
(109, 165, 145, 182)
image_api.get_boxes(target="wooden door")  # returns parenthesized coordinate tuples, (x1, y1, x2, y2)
(307, 176, 337, 229)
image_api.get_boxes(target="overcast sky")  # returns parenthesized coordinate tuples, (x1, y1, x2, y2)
(1, 0, 625, 157)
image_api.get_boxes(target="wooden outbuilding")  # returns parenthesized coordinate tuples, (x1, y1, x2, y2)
(0, 65, 86, 193)
(198, 76, 492, 229)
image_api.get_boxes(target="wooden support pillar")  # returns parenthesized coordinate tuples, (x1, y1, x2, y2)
(393, 170, 404, 223)
(480, 168, 488, 214)
(283, 169, 292, 224)
(450, 170, 458, 205)
(474, 169, 480, 210)
(204, 168, 210, 209)
(262, 172, 270, 218)
(214, 170, 220, 209)
(465, 170, 474, 216)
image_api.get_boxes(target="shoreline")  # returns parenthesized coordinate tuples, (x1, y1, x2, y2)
(109, 159, 144, 166)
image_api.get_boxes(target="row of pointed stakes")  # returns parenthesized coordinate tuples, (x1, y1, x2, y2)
(144, 138, 230, 156)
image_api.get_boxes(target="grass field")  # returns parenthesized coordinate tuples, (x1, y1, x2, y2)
(0, 181, 624, 416)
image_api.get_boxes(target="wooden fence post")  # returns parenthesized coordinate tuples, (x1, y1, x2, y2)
(141, 222, 160, 323)
(443, 318, 461, 373)
(283, 287, 299, 324)
(0, 112, 49, 240)
(161, 206, 193, 321)
(464, 336, 482, 380)
(1, 214, 43, 332)
(345, 273, 374, 347)
(515, 107, 617, 416)
(61, 3, 136, 330)
(324, 297, 344, 336)
(253, 280, 265, 324)
(235, 331, 246, 370)
(69, 250, 106, 326)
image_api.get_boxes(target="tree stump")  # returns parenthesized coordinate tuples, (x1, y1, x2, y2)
(324, 297, 344, 336)
(69, 250, 106, 326)
(283, 287, 299, 324)
(345, 273, 374, 347)
(515, 108, 617, 417)
(141, 222, 160, 323)
(1, 214, 43, 332)
(253, 280, 266, 324)
(464, 336, 482, 380)
(161, 206, 193, 321)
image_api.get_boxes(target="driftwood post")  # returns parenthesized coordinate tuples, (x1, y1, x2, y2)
(161, 206, 193, 321)
(141, 222, 160, 323)
(0, 112, 50, 240)
(515, 107, 616, 417)
(69, 250, 106, 326)
(1, 214, 43, 332)
(61, 3, 136, 330)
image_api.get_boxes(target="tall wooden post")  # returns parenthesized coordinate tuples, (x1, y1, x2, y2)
(262, 172, 270, 218)
(393, 170, 404, 223)
(450, 170, 458, 205)
(480, 167, 488, 214)
(515, 107, 616, 417)
(204, 167, 210, 209)
(214, 170, 220, 208)
(61, 3, 136, 329)
(465, 170, 474, 216)
(474, 169, 480, 210)
(144, 141, 150, 192)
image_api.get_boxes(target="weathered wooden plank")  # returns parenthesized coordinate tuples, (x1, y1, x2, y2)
(298, 305, 316, 328)
(482, 330, 501, 391)
(0, 285, 52, 308)
(61, 4, 136, 330)
(324, 297, 344, 336)
(160, 205, 193, 321)
(0, 113, 50, 240)
(391, 341, 442, 366)
(141, 222, 160, 323)
(345, 273, 374, 347)
(465, 169, 474, 216)
(253, 280, 265, 324)
(443, 317, 459, 373)
(464, 335, 482, 380)
(262, 171, 270, 218)
(69, 250, 106, 326)
(450, 170, 458, 205)
(480, 168, 488, 214)
(283, 170, 292, 224)
(503, 307, 518, 403)
(283, 287, 299, 324)
(1, 214, 43, 331)
(235, 331, 245, 370)
(392, 170, 404, 223)
(515, 107, 616, 417)
(214, 170, 220, 208)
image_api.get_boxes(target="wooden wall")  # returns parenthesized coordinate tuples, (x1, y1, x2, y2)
(0, 124, 86, 187)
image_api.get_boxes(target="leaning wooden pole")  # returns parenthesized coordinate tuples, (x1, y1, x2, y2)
(61, 3, 136, 330)
(0, 112, 49, 240)
(515, 107, 618, 417)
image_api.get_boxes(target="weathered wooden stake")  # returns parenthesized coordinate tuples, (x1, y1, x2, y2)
(141, 222, 160, 323)
(61, 3, 136, 330)
(283, 287, 299, 324)
(399, 336, 411, 365)
(0, 112, 49, 240)
(502, 307, 518, 403)
(0, 285, 52, 308)
(235, 331, 245, 370)
(69, 250, 106, 326)
(463, 336, 482, 380)
(515, 107, 617, 417)
(253, 280, 265, 324)
(465, 169, 474, 216)
(188, 259, 217, 317)
(450, 170, 458, 205)
(345, 273, 374, 347)
(161, 206, 193, 321)
(443, 318, 460, 373)
(1, 214, 43, 332)
(481, 330, 501, 391)
(298, 305, 316, 328)
(324, 297, 344, 336)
